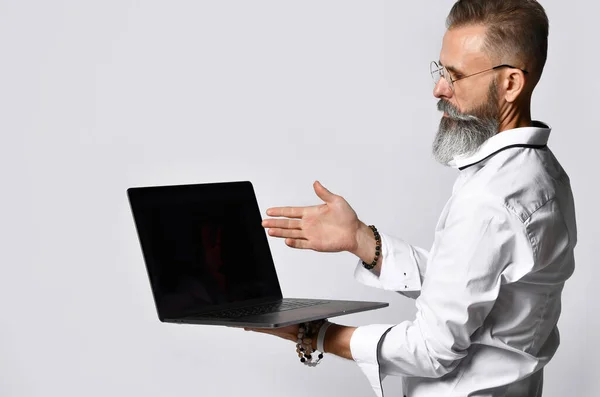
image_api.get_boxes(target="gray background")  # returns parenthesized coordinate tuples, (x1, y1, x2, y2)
(1, 0, 597, 396)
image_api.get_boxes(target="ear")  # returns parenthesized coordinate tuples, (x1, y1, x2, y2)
(502, 69, 526, 103)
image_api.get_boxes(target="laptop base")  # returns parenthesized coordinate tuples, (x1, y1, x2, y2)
(166, 298, 388, 328)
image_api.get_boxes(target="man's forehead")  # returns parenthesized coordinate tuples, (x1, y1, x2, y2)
(439, 25, 491, 71)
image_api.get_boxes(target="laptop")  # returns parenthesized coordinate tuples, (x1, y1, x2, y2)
(127, 181, 388, 328)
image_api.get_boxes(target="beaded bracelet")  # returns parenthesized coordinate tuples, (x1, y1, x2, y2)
(296, 320, 326, 367)
(362, 225, 381, 270)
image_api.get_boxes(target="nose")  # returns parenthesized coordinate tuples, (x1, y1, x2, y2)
(433, 77, 452, 99)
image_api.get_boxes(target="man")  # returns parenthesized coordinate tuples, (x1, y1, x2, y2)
(246, 1, 577, 396)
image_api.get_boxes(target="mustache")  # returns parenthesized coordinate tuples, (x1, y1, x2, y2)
(437, 100, 479, 122)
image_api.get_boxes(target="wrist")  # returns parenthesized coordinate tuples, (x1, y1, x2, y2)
(352, 222, 379, 262)
(350, 221, 371, 256)
(322, 323, 356, 360)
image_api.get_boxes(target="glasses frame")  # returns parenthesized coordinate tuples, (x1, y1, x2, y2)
(430, 61, 529, 91)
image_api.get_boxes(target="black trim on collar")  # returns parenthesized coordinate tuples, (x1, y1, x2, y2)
(458, 144, 548, 171)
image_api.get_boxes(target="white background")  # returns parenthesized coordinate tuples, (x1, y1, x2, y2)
(1, 1, 597, 396)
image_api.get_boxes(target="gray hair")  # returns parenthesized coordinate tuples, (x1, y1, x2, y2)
(446, 0, 549, 86)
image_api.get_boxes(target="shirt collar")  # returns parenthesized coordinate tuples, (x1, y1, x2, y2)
(447, 120, 551, 170)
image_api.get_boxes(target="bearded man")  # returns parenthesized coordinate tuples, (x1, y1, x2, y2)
(247, 1, 577, 396)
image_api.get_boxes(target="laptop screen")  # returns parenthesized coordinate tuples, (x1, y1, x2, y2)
(128, 181, 282, 320)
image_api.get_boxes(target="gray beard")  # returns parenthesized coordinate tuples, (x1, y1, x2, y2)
(432, 81, 500, 166)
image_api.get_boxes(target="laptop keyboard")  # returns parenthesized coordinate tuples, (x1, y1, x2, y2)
(197, 299, 330, 319)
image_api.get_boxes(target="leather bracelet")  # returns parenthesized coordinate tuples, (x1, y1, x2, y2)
(362, 225, 381, 270)
(316, 320, 332, 353)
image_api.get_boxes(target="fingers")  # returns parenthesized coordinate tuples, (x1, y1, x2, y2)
(266, 206, 304, 218)
(262, 218, 301, 229)
(285, 238, 311, 250)
(245, 328, 282, 337)
(266, 203, 324, 219)
(267, 228, 304, 239)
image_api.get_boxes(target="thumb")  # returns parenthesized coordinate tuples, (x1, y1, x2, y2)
(314, 180, 336, 203)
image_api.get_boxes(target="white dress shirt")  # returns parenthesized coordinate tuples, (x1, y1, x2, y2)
(350, 121, 577, 397)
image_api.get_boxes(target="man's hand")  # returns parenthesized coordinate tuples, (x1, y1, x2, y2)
(261, 181, 361, 253)
(243, 324, 300, 344)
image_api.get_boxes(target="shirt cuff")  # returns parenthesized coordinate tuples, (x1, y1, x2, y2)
(350, 324, 396, 397)
(354, 232, 422, 292)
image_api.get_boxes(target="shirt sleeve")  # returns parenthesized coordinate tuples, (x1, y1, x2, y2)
(350, 197, 532, 387)
(354, 232, 429, 299)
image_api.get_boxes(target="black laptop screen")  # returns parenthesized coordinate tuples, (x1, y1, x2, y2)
(128, 182, 282, 319)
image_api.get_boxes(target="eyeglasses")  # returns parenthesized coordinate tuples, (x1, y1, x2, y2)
(430, 61, 529, 91)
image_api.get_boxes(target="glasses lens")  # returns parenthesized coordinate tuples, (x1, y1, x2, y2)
(442, 67, 454, 91)
(430, 61, 442, 85)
